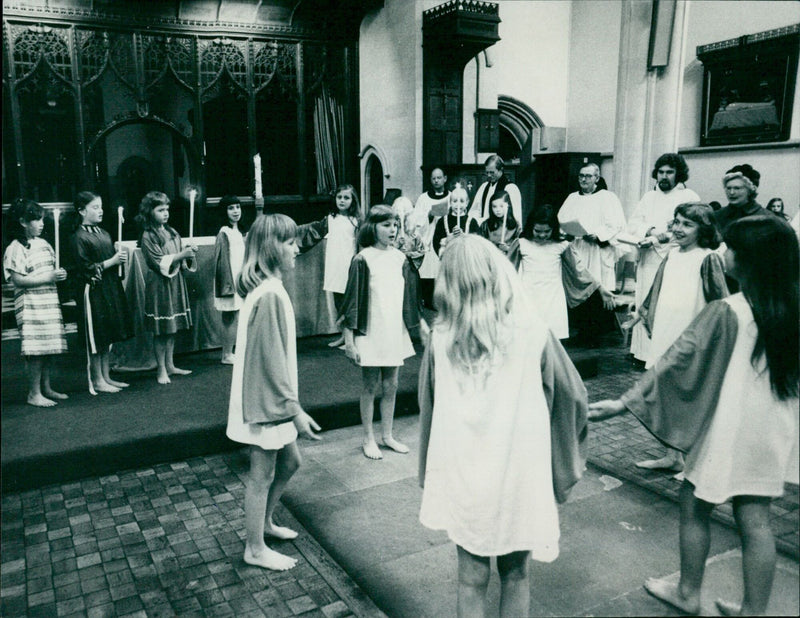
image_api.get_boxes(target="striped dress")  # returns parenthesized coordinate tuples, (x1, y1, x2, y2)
(3, 238, 67, 356)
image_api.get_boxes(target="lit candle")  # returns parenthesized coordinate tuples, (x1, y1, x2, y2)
(253, 154, 263, 200)
(117, 206, 125, 277)
(188, 189, 197, 242)
(53, 207, 60, 269)
(501, 206, 507, 244)
(457, 209, 461, 232)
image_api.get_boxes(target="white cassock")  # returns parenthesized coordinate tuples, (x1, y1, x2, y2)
(557, 189, 625, 291)
(468, 180, 522, 225)
(627, 184, 701, 360)
(414, 190, 450, 280)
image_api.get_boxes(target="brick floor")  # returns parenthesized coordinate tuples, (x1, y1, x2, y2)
(1, 454, 367, 618)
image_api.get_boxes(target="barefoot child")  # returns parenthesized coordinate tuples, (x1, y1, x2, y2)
(3, 198, 69, 406)
(226, 214, 321, 571)
(135, 191, 197, 384)
(477, 190, 520, 255)
(70, 191, 134, 394)
(589, 215, 798, 617)
(213, 195, 246, 364)
(508, 204, 615, 339)
(340, 205, 426, 459)
(296, 184, 361, 348)
(633, 202, 728, 472)
(418, 234, 588, 618)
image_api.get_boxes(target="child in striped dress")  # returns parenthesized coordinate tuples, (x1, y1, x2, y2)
(3, 198, 69, 406)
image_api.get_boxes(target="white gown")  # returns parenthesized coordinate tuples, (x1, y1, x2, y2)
(518, 238, 571, 339)
(419, 309, 560, 560)
(354, 246, 415, 367)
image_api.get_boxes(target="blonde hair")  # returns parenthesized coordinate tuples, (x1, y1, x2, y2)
(433, 234, 518, 378)
(236, 213, 297, 297)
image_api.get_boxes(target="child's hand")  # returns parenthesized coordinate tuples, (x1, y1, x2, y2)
(497, 242, 509, 254)
(345, 342, 360, 364)
(588, 399, 626, 421)
(115, 244, 128, 264)
(182, 245, 198, 259)
(294, 410, 322, 440)
(599, 287, 616, 310)
(52, 268, 68, 282)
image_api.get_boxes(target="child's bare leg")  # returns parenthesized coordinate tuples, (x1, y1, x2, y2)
(379, 367, 408, 454)
(636, 447, 684, 471)
(153, 335, 170, 383)
(40, 356, 67, 400)
(264, 442, 301, 540)
(360, 368, 382, 459)
(26, 357, 55, 407)
(221, 311, 237, 364)
(644, 480, 710, 614)
(456, 545, 489, 618)
(714, 495, 775, 616)
(497, 551, 530, 618)
(327, 293, 345, 347)
(243, 447, 296, 571)
(101, 352, 128, 388)
(91, 353, 120, 393)
(165, 335, 191, 375)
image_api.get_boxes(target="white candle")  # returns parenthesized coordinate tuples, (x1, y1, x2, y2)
(53, 207, 60, 269)
(188, 189, 197, 242)
(501, 207, 507, 244)
(117, 206, 125, 277)
(253, 154, 263, 200)
(457, 210, 461, 232)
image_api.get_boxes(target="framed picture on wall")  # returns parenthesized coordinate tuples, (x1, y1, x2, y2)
(698, 25, 799, 147)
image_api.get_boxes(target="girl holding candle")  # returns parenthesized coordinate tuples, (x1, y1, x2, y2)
(431, 184, 479, 257)
(418, 234, 587, 618)
(135, 191, 197, 384)
(478, 190, 520, 255)
(69, 191, 134, 394)
(340, 205, 426, 459)
(213, 195, 247, 364)
(3, 198, 69, 406)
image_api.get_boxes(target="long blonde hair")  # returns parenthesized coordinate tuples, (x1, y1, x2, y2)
(236, 213, 297, 297)
(433, 234, 518, 378)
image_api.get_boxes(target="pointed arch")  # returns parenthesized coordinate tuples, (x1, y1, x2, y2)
(359, 144, 390, 213)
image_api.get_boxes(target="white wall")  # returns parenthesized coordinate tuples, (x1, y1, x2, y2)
(359, 0, 420, 199)
(565, 0, 622, 153)
(463, 0, 571, 163)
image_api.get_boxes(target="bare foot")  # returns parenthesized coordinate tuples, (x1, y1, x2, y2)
(381, 437, 409, 454)
(221, 354, 235, 365)
(106, 378, 129, 388)
(635, 456, 684, 471)
(265, 522, 299, 540)
(167, 367, 192, 376)
(95, 384, 121, 393)
(157, 373, 171, 385)
(243, 546, 296, 571)
(28, 394, 57, 407)
(328, 336, 345, 348)
(715, 599, 741, 616)
(362, 440, 383, 460)
(643, 579, 700, 615)
(42, 389, 68, 400)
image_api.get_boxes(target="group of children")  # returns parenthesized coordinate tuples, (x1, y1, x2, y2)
(4, 182, 798, 616)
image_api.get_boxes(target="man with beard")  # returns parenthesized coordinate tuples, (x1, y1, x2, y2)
(627, 153, 700, 363)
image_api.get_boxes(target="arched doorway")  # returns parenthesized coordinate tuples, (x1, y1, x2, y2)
(360, 144, 389, 213)
(86, 115, 199, 240)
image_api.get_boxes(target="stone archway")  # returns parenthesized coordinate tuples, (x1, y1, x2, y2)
(497, 95, 544, 159)
(359, 144, 390, 214)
